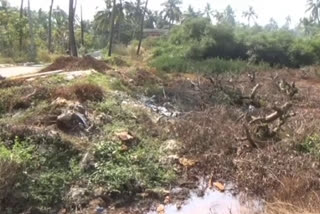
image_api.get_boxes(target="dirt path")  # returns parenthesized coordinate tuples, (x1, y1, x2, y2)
(0, 65, 44, 78)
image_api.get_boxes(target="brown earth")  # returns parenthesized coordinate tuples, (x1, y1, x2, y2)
(40, 56, 111, 73)
(117, 66, 320, 212)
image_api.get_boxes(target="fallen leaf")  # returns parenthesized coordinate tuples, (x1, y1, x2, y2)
(179, 158, 197, 167)
(213, 182, 225, 192)
(157, 204, 165, 214)
(115, 131, 135, 143)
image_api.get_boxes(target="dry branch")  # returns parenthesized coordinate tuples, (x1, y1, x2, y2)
(250, 102, 292, 124)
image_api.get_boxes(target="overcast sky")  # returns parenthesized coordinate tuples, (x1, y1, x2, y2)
(8, 0, 309, 27)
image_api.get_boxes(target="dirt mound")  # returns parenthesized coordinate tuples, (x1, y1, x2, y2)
(41, 56, 111, 73)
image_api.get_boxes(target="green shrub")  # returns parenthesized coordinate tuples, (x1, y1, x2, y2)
(153, 17, 320, 68)
(0, 141, 33, 200)
(299, 134, 320, 158)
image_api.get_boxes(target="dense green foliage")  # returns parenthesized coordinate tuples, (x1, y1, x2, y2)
(152, 17, 320, 71)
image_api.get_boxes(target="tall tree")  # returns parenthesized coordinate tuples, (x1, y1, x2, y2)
(224, 5, 236, 25)
(81, 4, 84, 46)
(265, 18, 278, 31)
(184, 5, 202, 20)
(137, 0, 148, 55)
(48, 0, 54, 53)
(69, 0, 78, 56)
(307, 0, 320, 23)
(19, 0, 24, 52)
(242, 6, 257, 26)
(284, 16, 292, 29)
(27, 0, 36, 61)
(0, 0, 9, 10)
(115, 0, 123, 41)
(204, 3, 213, 20)
(108, 0, 116, 56)
(160, 0, 182, 27)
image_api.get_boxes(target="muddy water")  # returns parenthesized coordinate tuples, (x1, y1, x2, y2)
(149, 187, 263, 214)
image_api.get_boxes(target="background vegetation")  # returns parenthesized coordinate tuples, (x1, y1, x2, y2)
(2, 0, 320, 69)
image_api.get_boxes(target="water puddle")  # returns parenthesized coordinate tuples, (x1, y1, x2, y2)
(149, 186, 263, 214)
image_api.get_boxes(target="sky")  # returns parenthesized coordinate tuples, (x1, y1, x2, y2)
(8, 0, 309, 27)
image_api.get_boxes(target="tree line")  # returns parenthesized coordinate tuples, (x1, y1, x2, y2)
(1, 0, 320, 63)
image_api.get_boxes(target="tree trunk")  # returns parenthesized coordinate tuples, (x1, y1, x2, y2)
(137, 0, 148, 55)
(116, 0, 123, 42)
(108, 0, 116, 57)
(80, 5, 84, 46)
(48, 0, 54, 53)
(69, 0, 78, 57)
(27, 0, 36, 61)
(19, 0, 24, 52)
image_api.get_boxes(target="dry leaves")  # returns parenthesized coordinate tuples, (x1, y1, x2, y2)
(115, 131, 135, 143)
(178, 157, 198, 167)
(157, 204, 165, 214)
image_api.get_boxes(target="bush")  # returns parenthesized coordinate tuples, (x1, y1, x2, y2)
(37, 49, 60, 63)
(153, 17, 320, 69)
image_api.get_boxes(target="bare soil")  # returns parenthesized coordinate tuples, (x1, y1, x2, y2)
(40, 56, 111, 73)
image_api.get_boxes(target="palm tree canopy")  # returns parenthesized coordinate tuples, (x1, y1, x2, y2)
(307, 0, 320, 23)
(160, 0, 182, 24)
(242, 6, 257, 25)
(204, 3, 214, 19)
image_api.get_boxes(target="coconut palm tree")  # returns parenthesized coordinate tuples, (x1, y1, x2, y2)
(48, 0, 54, 52)
(27, 0, 36, 61)
(242, 6, 257, 26)
(223, 5, 236, 25)
(284, 15, 291, 29)
(69, 0, 78, 57)
(0, 0, 9, 10)
(137, 0, 148, 55)
(19, 0, 24, 52)
(160, 0, 182, 27)
(183, 5, 202, 20)
(108, 0, 116, 56)
(204, 3, 214, 20)
(307, 0, 320, 23)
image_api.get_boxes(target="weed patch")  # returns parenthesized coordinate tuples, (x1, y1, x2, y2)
(298, 134, 320, 158)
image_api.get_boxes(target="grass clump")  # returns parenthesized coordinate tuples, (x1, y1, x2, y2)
(299, 134, 320, 158)
(89, 140, 176, 195)
(0, 141, 33, 201)
(0, 133, 81, 213)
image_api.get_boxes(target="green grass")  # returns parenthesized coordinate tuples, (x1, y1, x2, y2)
(299, 134, 320, 158)
(0, 78, 176, 212)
